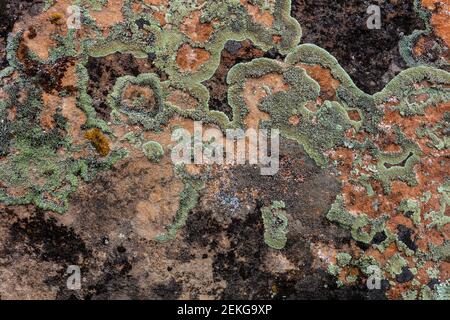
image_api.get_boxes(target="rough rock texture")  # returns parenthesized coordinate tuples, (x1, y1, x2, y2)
(0, 0, 449, 300)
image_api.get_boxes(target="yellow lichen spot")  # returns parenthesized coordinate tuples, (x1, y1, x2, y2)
(271, 283, 278, 295)
(49, 13, 64, 25)
(85, 128, 110, 157)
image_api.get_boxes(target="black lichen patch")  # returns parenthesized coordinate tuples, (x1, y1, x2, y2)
(188, 201, 298, 299)
(291, 0, 425, 93)
(55, 244, 139, 300)
(397, 224, 417, 252)
(17, 42, 77, 94)
(205, 139, 347, 241)
(8, 210, 90, 264)
(210, 203, 276, 299)
(82, 257, 136, 300)
(86, 53, 166, 120)
(396, 266, 414, 283)
(291, 271, 388, 300)
(152, 279, 182, 300)
(372, 230, 387, 245)
(427, 278, 439, 289)
(355, 241, 371, 251)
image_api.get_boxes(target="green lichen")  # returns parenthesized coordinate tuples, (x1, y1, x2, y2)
(399, 199, 422, 227)
(155, 165, 209, 242)
(327, 264, 340, 277)
(75, 64, 111, 132)
(261, 200, 288, 250)
(435, 281, 450, 300)
(108, 73, 174, 131)
(227, 55, 356, 166)
(1, 0, 449, 301)
(386, 254, 408, 276)
(402, 289, 418, 300)
(336, 253, 352, 267)
(399, 0, 449, 69)
(425, 184, 450, 230)
(142, 141, 164, 163)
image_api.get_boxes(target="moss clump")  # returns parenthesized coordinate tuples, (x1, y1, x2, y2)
(142, 141, 164, 163)
(84, 128, 110, 157)
(262, 201, 288, 250)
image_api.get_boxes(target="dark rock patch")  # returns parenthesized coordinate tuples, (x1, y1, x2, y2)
(291, 0, 425, 93)
(8, 209, 90, 264)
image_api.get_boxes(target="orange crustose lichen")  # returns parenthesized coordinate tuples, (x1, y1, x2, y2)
(84, 128, 111, 157)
